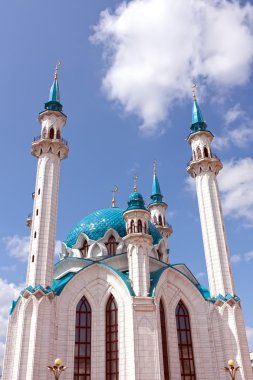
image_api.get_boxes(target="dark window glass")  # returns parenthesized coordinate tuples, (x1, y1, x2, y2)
(80, 239, 89, 257)
(56, 130, 61, 139)
(106, 295, 119, 380)
(106, 236, 118, 255)
(130, 220, 135, 233)
(49, 128, 54, 139)
(74, 296, 92, 379)
(176, 301, 196, 380)
(160, 300, 170, 379)
(137, 219, 142, 233)
(203, 147, 209, 158)
(158, 215, 163, 226)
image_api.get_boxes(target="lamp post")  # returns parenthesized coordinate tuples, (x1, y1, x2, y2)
(224, 359, 240, 379)
(48, 358, 67, 379)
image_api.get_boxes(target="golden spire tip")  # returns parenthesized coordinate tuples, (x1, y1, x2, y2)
(191, 82, 197, 100)
(54, 62, 60, 80)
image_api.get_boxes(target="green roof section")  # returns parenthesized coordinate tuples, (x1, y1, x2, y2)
(126, 191, 147, 211)
(44, 64, 63, 112)
(150, 161, 164, 204)
(190, 92, 207, 134)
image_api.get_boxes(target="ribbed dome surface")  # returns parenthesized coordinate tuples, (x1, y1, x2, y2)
(65, 208, 162, 248)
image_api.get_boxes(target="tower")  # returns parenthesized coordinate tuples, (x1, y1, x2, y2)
(26, 65, 68, 288)
(123, 178, 152, 296)
(187, 89, 235, 298)
(148, 161, 172, 245)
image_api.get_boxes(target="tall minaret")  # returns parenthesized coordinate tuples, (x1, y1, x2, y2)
(187, 88, 235, 298)
(26, 65, 68, 288)
(148, 161, 173, 244)
(123, 177, 152, 296)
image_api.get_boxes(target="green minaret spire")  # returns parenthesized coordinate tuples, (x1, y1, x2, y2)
(45, 63, 63, 112)
(150, 160, 163, 204)
(190, 85, 207, 134)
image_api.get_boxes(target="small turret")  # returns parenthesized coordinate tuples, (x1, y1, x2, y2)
(148, 161, 172, 241)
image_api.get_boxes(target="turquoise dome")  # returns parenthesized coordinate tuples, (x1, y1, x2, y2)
(65, 208, 162, 248)
(127, 192, 146, 211)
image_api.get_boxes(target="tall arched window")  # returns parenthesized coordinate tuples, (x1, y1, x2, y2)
(56, 129, 61, 139)
(130, 220, 135, 233)
(106, 295, 119, 380)
(160, 300, 170, 380)
(196, 147, 201, 159)
(203, 147, 209, 158)
(80, 239, 89, 257)
(137, 219, 142, 233)
(74, 296, 92, 379)
(154, 215, 158, 225)
(176, 301, 196, 380)
(158, 215, 163, 226)
(106, 236, 117, 255)
(49, 128, 54, 139)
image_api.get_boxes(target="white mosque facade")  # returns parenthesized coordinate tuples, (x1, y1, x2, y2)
(2, 70, 253, 380)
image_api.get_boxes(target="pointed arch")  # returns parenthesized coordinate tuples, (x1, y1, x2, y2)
(176, 301, 196, 380)
(160, 300, 170, 380)
(74, 296, 92, 379)
(196, 146, 202, 159)
(49, 128, 54, 139)
(106, 235, 118, 255)
(56, 129, 61, 139)
(203, 146, 209, 158)
(130, 219, 135, 233)
(80, 239, 89, 257)
(137, 219, 142, 233)
(153, 215, 158, 225)
(106, 294, 119, 379)
(158, 215, 163, 226)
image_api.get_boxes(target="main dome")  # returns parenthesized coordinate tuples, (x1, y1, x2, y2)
(65, 207, 162, 248)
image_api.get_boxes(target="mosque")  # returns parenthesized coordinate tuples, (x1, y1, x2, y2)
(2, 68, 253, 380)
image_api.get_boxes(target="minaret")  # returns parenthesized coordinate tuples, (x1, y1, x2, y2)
(26, 65, 68, 288)
(148, 161, 173, 244)
(123, 177, 152, 296)
(187, 87, 235, 297)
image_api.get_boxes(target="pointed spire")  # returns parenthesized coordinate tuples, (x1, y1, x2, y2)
(44, 63, 63, 112)
(112, 185, 118, 208)
(134, 175, 138, 192)
(190, 84, 207, 134)
(150, 160, 163, 204)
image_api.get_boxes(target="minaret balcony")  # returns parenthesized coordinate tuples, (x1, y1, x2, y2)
(187, 154, 222, 177)
(31, 135, 68, 159)
(26, 213, 32, 228)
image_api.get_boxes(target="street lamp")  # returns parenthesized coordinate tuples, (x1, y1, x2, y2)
(48, 358, 67, 379)
(224, 359, 240, 379)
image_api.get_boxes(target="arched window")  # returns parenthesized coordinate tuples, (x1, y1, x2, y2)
(158, 215, 163, 226)
(203, 147, 209, 158)
(106, 236, 117, 255)
(74, 296, 92, 379)
(56, 130, 61, 139)
(49, 128, 54, 139)
(42, 127, 47, 138)
(160, 300, 170, 380)
(106, 295, 119, 380)
(154, 215, 157, 225)
(176, 301, 196, 380)
(137, 219, 142, 233)
(130, 220, 135, 234)
(196, 147, 201, 159)
(80, 239, 89, 257)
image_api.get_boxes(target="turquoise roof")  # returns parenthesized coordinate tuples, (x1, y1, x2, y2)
(127, 192, 147, 210)
(44, 75, 63, 112)
(190, 98, 207, 134)
(65, 207, 162, 247)
(150, 174, 163, 203)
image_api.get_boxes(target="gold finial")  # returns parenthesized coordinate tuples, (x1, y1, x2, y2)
(134, 175, 138, 192)
(153, 160, 157, 175)
(192, 82, 197, 100)
(54, 62, 60, 80)
(112, 185, 118, 208)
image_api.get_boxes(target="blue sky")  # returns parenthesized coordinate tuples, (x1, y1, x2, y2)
(1, 0, 253, 368)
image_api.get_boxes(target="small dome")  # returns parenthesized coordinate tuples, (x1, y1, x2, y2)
(127, 192, 146, 211)
(65, 207, 162, 248)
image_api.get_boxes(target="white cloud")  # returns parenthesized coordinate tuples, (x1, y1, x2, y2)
(218, 158, 253, 225)
(224, 103, 245, 126)
(3, 235, 30, 262)
(0, 278, 22, 374)
(214, 121, 253, 150)
(92, 0, 253, 132)
(3, 235, 62, 262)
(231, 254, 241, 263)
(246, 326, 253, 351)
(244, 251, 253, 262)
(196, 272, 206, 279)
